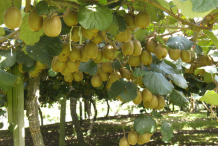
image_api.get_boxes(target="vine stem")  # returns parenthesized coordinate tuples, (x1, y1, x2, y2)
(12, 0, 14, 7)
(24, 0, 31, 12)
(116, 57, 124, 69)
(58, 7, 69, 18)
(0, 29, 20, 43)
(121, 123, 126, 137)
(44, 0, 80, 9)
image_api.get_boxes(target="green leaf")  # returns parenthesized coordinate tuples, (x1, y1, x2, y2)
(161, 121, 173, 143)
(79, 60, 97, 75)
(204, 72, 215, 83)
(143, 71, 174, 95)
(0, 27, 5, 36)
(150, 62, 174, 76)
(203, 30, 218, 50)
(166, 36, 194, 50)
(208, 50, 218, 62)
(19, 15, 44, 46)
(0, 123, 3, 129)
(22, 64, 35, 72)
(134, 115, 156, 135)
(36, 1, 57, 16)
(146, 3, 160, 22)
(194, 45, 203, 54)
(16, 48, 35, 67)
(0, 49, 16, 69)
(48, 69, 58, 77)
(157, 0, 177, 14)
(170, 74, 188, 89)
(119, 82, 137, 102)
(172, 0, 212, 18)
(0, 69, 18, 92)
(169, 89, 188, 106)
(133, 68, 147, 77)
(107, 79, 127, 99)
(107, 23, 119, 36)
(134, 29, 148, 42)
(195, 65, 217, 75)
(0, 0, 21, 24)
(99, 0, 107, 5)
(198, 39, 213, 54)
(200, 90, 218, 105)
(151, 111, 162, 118)
(78, 5, 113, 31)
(60, 17, 71, 35)
(26, 35, 62, 67)
(111, 60, 123, 70)
(191, 0, 218, 13)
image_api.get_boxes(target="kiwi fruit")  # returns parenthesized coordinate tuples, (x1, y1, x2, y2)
(119, 137, 130, 146)
(127, 130, 138, 145)
(141, 49, 152, 65)
(80, 46, 90, 62)
(168, 48, 180, 61)
(36, 61, 46, 69)
(156, 95, 165, 110)
(43, 16, 62, 37)
(63, 11, 78, 26)
(136, 77, 144, 87)
(181, 50, 191, 63)
(140, 133, 150, 143)
(154, 45, 168, 59)
(150, 95, 158, 109)
(102, 61, 113, 73)
(91, 74, 102, 87)
(137, 135, 145, 145)
(146, 39, 157, 53)
(142, 88, 152, 102)
(94, 49, 103, 63)
(121, 40, 134, 56)
(120, 68, 131, 80)
(66, 60, 79, 72)
(116, 95, 125, 102)
(98, 68, 109, 81)
(133, 90, 142, 105)
(143, 101, 150, 108)
(135, 12, 150, 29)
(200, 55, 209, 66)
(4, 7, 22, 29)
(64, 73, 74, 82)
(110, 70, 121, 83)
(61, 67, 71, 76)
(82, 28, 97, 39)
(85, 41, 98, 59)
(163, 37, 169, 42)
(71, 27, 80, 42)
(69, 46, 81, 61)
(73, 71, 83, 81)
(128, 55, 140, 67)
(28, 11, 43, 31)
(91, 28, 99, 33)
(58, 41, 71, 62)
(102, 45, 115, 60)
(53, 56, 66, 72)
(91, 32, 103, 44)
(106, 79, 112, 89)
(30, 70, 39, 77)
(51, 57, 59, 72)
(132, 39, 142, 56)
(115, 28, 131, 42)
(125, 13, 137, 30)
(18, 64, 25, 73)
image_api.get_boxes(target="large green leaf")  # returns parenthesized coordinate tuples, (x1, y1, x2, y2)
(195, 65, 217, 75)
(99, 0, 107, 5)
(200, 90, 218, 105)
(134, 115, 156, 135)
(166, 36, 194, 50)
(0, 0, 21, 24)
(198, 39, 213, 54)
(203, 30, 218, 50)
(191, 0, 218, 13)
(79, 60, 97, 75)
(161, 121, 174, 143)
(26, 35, 62, 67)
(119, 82, 137, 102)
(150, 62, 174, 76)
(0, 27, 5, 36)
(133, 68, 147, 77)
(169, 89, 188, 106)
(157, 0, 177, 14)
(173, 0, 212, 18)
(194, 45, 203, 54)
(134, 29, 148, 42)
(107, 79, 127, 99)
(170, 74, 188, 89)
(16, 48, 35, 67)
(204, 72, 214, 83)
(143, 71, 174, 95)
(19, 15, 44, 46)
(208, 50, 218, 62)
(0, 49, 16, 69)
(36, 1, 57, 16)
(0, 69, 18, 91)
(78, 5, 113, 31)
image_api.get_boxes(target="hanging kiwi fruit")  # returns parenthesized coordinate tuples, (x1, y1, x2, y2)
(4, 7, 22, 29)
(28, 11, 43, 31)
(43, 15, 62, 37)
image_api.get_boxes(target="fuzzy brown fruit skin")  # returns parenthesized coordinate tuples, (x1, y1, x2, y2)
(168, 48, 180, 61)
(128, 130, 138, 145)
(102, 45, 115, 60)
(146, 39, 157, 53)
(132, 39, 142, 56)
(154, 45, 168, 60)
(125, 13, 137, 30)
(119, 137, 130, 146)
(142, 88, 152, 102)
(133, 90, 142, 105)
(181, 50, 191, 63)
(115, 28, 131, 42)
(28, 11, 43, 31)
(121, 40, 134, 56)
(73, 71, 83, 81)
(43, 16, 62, 37)
(85, 41, 98, 59)
(141, 49, 152, 65)
(63, 11, 78, 26)
(91, 74, 102, 87)
(200, 55, 209, 66)
(156, 95, 165, 110)
(93, 49, 103, 63)
(135, 12, 150, 29)
(71, 27, 80, 42)
(4, 7, 22, 29)
(128, 55, 140, 67)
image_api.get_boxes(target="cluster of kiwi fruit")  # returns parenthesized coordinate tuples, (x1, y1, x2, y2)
(119, 130, 153, 146)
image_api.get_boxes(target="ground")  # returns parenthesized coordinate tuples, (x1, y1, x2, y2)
(0, 111, 217, 146)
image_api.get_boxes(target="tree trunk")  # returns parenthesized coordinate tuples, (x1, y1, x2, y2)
(59, 96, 66, 146)
(90, 99, 97, 121)
(38, 107, 43, 126)
(85, 98, 91, 120)
(25, 76, 45, 146)
(105, 100, 110, 117)
(70, 97, 86, 146)
(79, 98, 83, 125)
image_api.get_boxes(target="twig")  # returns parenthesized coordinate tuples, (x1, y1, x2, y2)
(44, 0, 80, 9)
(24, 0, 31, 12)
(116, 57, 124, 69)
(58, 7, 69, 18)
(121, 123, 126, 137)
(0, 29, 20, 43)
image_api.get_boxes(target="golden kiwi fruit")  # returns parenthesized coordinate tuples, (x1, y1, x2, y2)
(149, 95, 158, 109)
(36, 61, 46, 69)
(53, 56, 66, 72)
(140, 133, 150, 143)
(116, 95, 125, 102)
(91, 74, 102, 87)
(156, 95, 165, 110)
(168, 48, 180, 61)
(141, 49, 152, 65)
(137, 135, 145, 145)
(125, 13, 137, 30)
(58, 41, 71, 62)
(51, 57, 59, 72)
(85, 41, 98, 59)
(135, 12, 150, 29)
(66, 60, 80, 72)
(71, 27, 80, 42)
(154, 45, 168, 60)
(69, 46, 81, 62)
(73, 71, 83, 81)
(102, 45, 115, 60)
(102, 61, 113, 73)
(82, 28, 97, 39)
(128, 55, 140, 67)
(80, 46, 90, 62)
(28, 11, 43, 31)
(18, 64, 25, 73)
(4, 7, 22, 29)
(110, 70, 121, 83)
(146, 39, 157, 53)
(94, 49, 103, 63)
(133, 90, 142, 105)
(181, 50, 191, 63)
(132, 39, 142, 56)
(91, 28, 99, 33)
(115, 28, 131, 42)
(200, 55, 209, 66)
(91, 32, 103, 44)
(120, 68, 131, 80)
(64, 73, 74, 82)
(119, 137, 130, 146)
(61, 67, 71, 76)
(127, 130, 138, 145)
(30, 70, 39, 77)
(98, 67, 109, 81)
(142, 88, 152, 102)
(43, 16, 62, 37)
(121, 40, 134, 56)
(106, 79, 112, 89)
(63, 11, 78, 26)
